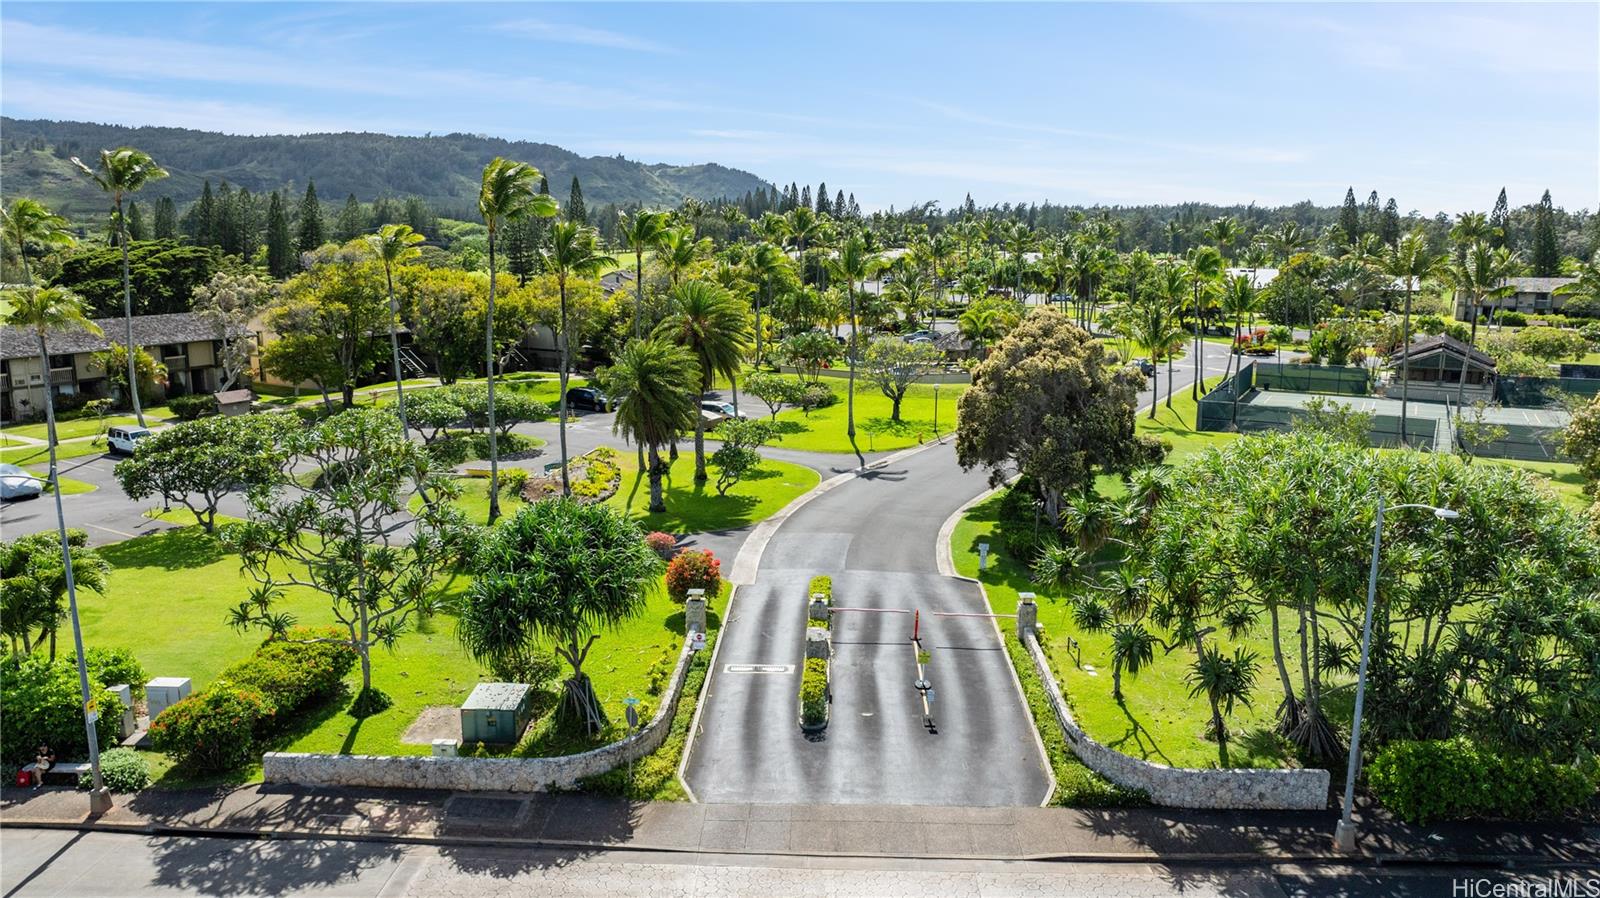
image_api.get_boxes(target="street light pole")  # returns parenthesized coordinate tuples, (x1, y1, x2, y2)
(1335, 498, 1458, 853)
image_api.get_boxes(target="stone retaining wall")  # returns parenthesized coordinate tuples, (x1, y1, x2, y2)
(263, 641, 696, 792)
(1022, 632, 1329, 810)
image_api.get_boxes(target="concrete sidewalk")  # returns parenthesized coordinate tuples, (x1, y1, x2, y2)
(3, 785, 1596, 867)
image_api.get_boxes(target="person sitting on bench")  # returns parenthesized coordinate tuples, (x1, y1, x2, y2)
(31, 742, 54, 789)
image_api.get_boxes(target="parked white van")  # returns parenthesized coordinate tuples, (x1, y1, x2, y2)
(107, 426, 153, 455)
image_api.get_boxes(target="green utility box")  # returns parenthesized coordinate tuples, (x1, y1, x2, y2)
(459, 682, 535, 744)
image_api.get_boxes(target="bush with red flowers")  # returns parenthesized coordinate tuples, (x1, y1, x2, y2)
(665, 549, 721, 602)
(644, 531, 678, 560)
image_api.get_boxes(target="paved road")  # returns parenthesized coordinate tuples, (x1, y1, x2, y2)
(684, 437, 1051, 806)
(6, 830, 1589, 898)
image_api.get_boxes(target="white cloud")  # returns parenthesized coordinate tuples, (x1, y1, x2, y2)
(495, 18, 672, 53)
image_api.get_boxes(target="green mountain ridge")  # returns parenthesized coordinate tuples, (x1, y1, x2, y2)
(1, 117, 774, 219)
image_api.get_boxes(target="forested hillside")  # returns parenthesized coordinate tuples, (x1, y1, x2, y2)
(0, 118, 773, 219)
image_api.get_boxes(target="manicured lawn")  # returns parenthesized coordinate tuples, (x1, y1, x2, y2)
(1482, 457, 1587, 510)
(421, 447, 819, 535)
(606, 449, 819, 533)
(80, 523, 728, 781)
(2, 415, 138, 442)
(726, 374, 965, 454)
(1134, 376, 1234, 463)
(0, 438, 111, 466)
(950, 492, 1306, 770)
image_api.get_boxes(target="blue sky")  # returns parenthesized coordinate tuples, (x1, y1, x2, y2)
(3, 2, 1595, 214)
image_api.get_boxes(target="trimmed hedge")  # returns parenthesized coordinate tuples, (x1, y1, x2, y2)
(168, 394, 218, 420)
(1369, 738, 1598, 823)
(85, 646, 148, 691)
(807, 575, 832, 601)
(151, 683, 272, 773)
(0, 654, 122, 765)
(150, 628, 357, 772)
(800, 657, 828, 727)
(79, 747, 150, 792)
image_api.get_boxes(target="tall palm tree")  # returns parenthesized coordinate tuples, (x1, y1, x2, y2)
(3, 287, 112, 807)
(1110, 623, 1158, 703)
(1218, 275, 1261, 426)
(827, 233, 884, 469)
(368, 224, 425, 433)
(1153, 262, 1192, 413)
(656, 224, 703, 289)
(72, 148, 168, 427)
(1002, 220, 1037, 300)
(653, 281, 751, 483)
(1449, 211, 1495, 259)
(609, 339, 700, 512)
(744, 241, 791, 370)
(617, 209, 669, 338)
(1446, 242, 1521, 407)
(1381, 229, 1443, 447)
(1186, 246, 1225, 399)
(543, 221, 618, 495)
(1554, 249, 1600, 310)
(479, 157, 557, 522)
(1203, 216, 1242, 262)
(785, 206, 824, 285)
(3, 199, 75, 288)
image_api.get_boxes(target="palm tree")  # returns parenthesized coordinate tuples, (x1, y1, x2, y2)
(652, 281, 751, 483)
(609, 339, 700, 512)
(368, 224, 425, 433)
(1186, 246, 1225, 399)
(957, 306, 1003, 358)
(744, 241, 791, 370)
(826, 232, 883, 469)
(786, 206, 824, 285)
(479, 157, 557, 522)
(1152, 261, 1192, 412)
(1446, 242, 1522, 407)
(1203, 216, 1241, 261)
(1555, 249, 1600, 310)
(3, 199, 75, 288)
(1218, 275, 1260, 427)
(1264, 220, 1310, 263)
(1186, 643, 1261, 761)
(656, 224, 703, 289)
(1449, 211, 1496, 259)
(543, 221, 618, 495)
(72, 148, 168, 427)
(1110, 623, 1158, 702)
(884, 265, 931, 329)
(1002, 220, 1037, 300)
(617, 210, 669, 337)
(2, 287, 112, 806)
(1381, 229, 1443, 447)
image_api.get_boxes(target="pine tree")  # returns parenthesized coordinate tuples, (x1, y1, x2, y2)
(800, 185, 812, 211)
(126, 201, 146, 242)
(1361, 190, 1381, 238)
(236, 188, 259, 260)
(504, 216, 539, 284)
(1532, 189, 1559, 276)
(567, 176, 588, 224)
(1490, 187, 1510, 250)
(835, 190, 846, 219)
(153, 196, 177, 240)
(190, 180, 218, 247)
(963, 193, 977, 217)
(1339, 187, 1360, 243)
(1380, 198, 1400, 247)
(815, 182, 830, 215)
(334, 194, 365, 242)
(216, 182, 239, 254)
(403, 196, 435, 238)
(266, 191, 294, 278)
(297, 181, 325, 253)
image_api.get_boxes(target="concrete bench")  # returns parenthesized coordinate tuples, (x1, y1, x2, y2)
(43, 762, 91, 785)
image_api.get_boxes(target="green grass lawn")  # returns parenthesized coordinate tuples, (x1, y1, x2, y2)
(950, 492, 1306, 770)
(1, 414, 138, 442)
(81, 523, 729, 782)
(726, 374, 965, 454)
(421, 447, 818, 535)
(0, 438, 110, 466)
(1482, 457, 1587, 510)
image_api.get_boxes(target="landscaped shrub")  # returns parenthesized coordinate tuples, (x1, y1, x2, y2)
(797, 382, 837, 415)
(1368, 738, 1599, 823)
(807, 575, 832, 601)
(645, 531, 678, 560)
(1496, 311, 1529, 328)
(0, 654, 121, 765)
(500, 467, 529, 497)
(168, 394, 218, 420)
(85, 646, 148, 690)
(150, 682, 271, 773)
(799, 657, 828, 726)
(216, 629, 357, 726)
(665, 549, 722, 602)
(79, 747, 150, 792)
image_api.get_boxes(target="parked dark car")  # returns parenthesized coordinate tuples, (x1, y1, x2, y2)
(1134, 358, 1157, 378)
(565, 387, 613, 412)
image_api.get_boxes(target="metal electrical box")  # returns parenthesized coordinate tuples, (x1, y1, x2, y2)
(145, 677, 192, 721)
(459, 682, 534, 745)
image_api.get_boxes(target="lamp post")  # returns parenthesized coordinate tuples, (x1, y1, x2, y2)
(1334, 497, 1459, 853)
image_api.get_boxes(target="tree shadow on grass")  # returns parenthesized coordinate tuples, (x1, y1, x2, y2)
(1107, 700, 1176, 767)
(663, 609, 721, 634)
(98, 526, 227, 571)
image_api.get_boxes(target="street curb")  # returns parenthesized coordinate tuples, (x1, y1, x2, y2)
(728, 436, 952, 585)
(0, 819, 1572, 870)
(676, 584, 737, 803)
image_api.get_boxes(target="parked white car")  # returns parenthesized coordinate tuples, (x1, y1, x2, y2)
(107, 425, 154, 456)
(699, 400, 749, 426)
(0, 463, 45, 500)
